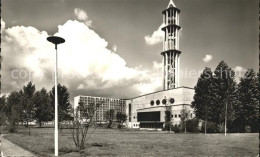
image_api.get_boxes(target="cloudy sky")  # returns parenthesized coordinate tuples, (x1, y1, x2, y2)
(1, 0, 258, 102)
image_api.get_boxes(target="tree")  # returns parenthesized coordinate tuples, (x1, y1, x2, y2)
(164, 110, 171, 131)
(210, 61, 236, 132)
(105, 109, 115, 128)
(69, 100, 101, 149)
(163, 98, 172, 132)
(180, 106, 190, 133)
(50, 84, 72, 123)
(34, 88, 53, 127)
(5, 91, 24, 132)
(21, 82, 36, 127)
(191, 67, 213, 134)
(0, 95, 7, 127)
(116, 112, 127, 128)
(186, 118, 199, 133)
(233, 69, 259, 132)
(0, 95, 6, 112)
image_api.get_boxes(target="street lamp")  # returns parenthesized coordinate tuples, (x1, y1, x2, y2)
(224, 79, 230, 137)
(47, 36, 65, 156)
(225, 101, 227, 136)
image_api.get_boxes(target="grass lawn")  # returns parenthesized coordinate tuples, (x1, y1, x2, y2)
(4, 127, 259, 156)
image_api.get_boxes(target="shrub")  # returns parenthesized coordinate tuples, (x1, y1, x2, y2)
(0, 112, 7, 126)
(164, 122, 171, 131)
(171, 125, 181, 133)
(186, 118, 199, 133)
(201, 121, 218, 133)
(5, 123, 18, 133)
(217, 123, 225, 133)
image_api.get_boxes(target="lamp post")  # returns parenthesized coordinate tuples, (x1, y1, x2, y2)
(224, 79, 230, 137)
(224, 101, 227, 136)
(47, 36, 65, 156)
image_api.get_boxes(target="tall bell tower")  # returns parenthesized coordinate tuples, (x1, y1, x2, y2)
(162, 0, 181, 90)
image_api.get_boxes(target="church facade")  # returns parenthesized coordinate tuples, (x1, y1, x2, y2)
(125, 87, 194, 129)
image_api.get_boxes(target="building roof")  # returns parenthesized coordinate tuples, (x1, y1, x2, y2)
(123, 86, 194, 100)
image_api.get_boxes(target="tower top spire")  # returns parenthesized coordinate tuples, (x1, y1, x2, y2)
(167, 0, 176, 8)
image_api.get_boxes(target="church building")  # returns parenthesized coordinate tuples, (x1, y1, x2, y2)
(124, 0, 194, 129)
(74, 0, 195, 130)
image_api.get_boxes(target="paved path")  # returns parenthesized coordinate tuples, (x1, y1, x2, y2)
(1, 135, 36, 157)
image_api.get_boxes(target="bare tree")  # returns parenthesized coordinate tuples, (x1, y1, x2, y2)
(67, 101, 102, 149)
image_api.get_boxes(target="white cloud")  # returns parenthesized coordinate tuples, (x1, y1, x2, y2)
(233, 66, 246, 72)
(133, 61, 162, 94)
(112, 45, 117, 52)
(77, 83, 84, 90)
(74, 8, 92, 26)
(153, 61, 163, 70)
(233, 66, 247, 79)
(1, 19, 6, 33)
(203, 54, 213, 63)
(74, 8, 87, 21)
(1, 18, 162, 99)
(145, 23, 164, 45)
(134, 71, 162, 94)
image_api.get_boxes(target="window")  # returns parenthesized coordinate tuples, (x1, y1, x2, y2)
(129, 103, 131, 122)
(171, 115, 173, 118)
(156, 100, 160, 105)
(137, 112, 160, 122)
(150, 100, 154, 106)
(162, 99, 167, 105)
(170, 98, 175, 104)
(178, 114, 181, 118)
(175, 114, 177, 118)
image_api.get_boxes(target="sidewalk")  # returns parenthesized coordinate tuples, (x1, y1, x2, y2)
(1, 135, 36, 157)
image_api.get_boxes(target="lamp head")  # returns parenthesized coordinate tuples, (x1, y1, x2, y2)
(47, 36, 65, 49)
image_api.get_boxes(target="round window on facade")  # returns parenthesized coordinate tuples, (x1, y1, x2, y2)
(150, 100, 154, 106)
(156, 100, 160, 105)
(170, 98, 175, 104)
(162, 99, 167, 105)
